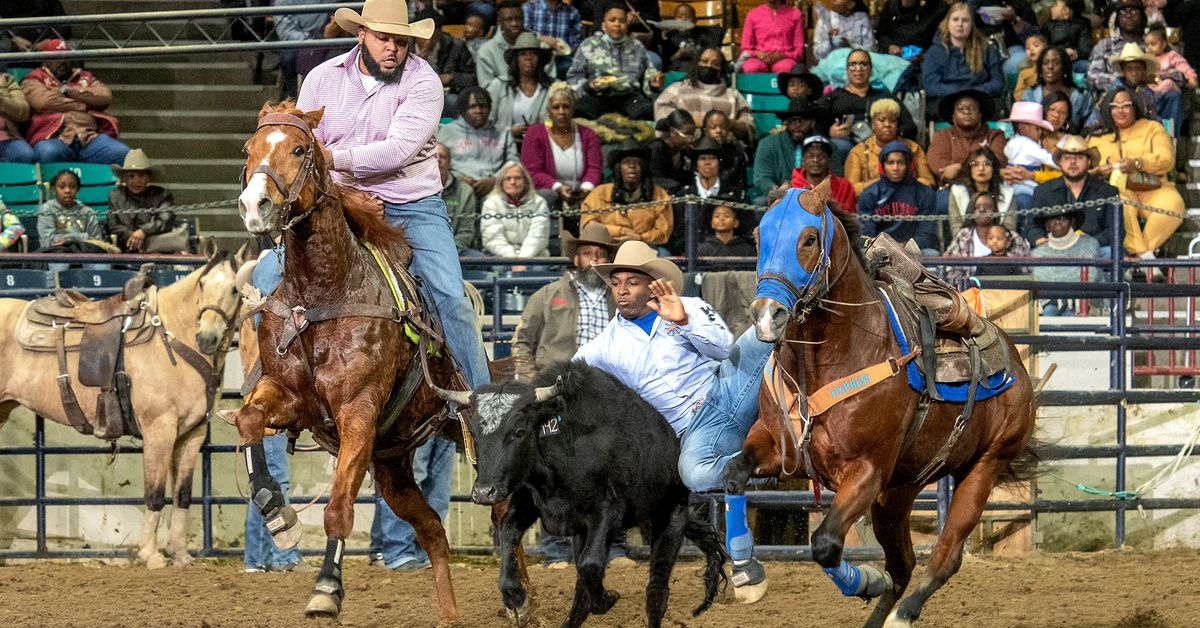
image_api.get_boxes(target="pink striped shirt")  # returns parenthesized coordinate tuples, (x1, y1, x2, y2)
(296, 46, 444, 205)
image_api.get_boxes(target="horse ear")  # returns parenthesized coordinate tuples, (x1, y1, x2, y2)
(200, 237, 219, 259)
(257, 100, 275, 121)
(301, 107, 325, 130)
(799, 178, 831, 216)
(234, 240, 251, 268)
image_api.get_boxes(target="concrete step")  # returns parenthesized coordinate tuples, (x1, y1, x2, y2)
(116, 109, 259, 134)
(166, 182, 241, 205)
(156, 158, 245, 186)
(121, 132, 247, 160)
(86, 61, 254, 85)
(110, 84, 274, 111)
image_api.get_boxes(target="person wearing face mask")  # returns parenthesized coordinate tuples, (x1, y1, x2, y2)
(566, 3, 664, 120)
(653, 47, 752, 140)
(22, 39, 129, 165)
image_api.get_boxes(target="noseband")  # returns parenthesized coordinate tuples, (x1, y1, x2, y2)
(759, 208, 837, 322)
(243, 112, 329, 231)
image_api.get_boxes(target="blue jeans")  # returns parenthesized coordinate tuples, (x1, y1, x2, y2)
(244, 432, 303, 569)
(0, 138, 35, 163)
(33, 135, 130, 165)
(678, 328, 777, 492)
(384, 195, 490, 389)
(368, 436, 456, 567)
(539, 529, 630, 564)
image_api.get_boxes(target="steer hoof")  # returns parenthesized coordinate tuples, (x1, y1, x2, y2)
(883, 609, 914, 628)
(267, 505, 302, 550)
(504, 599, 532, 626)
(592, 590, 619, 614)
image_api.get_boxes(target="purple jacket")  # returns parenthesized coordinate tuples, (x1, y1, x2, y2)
(520, 122, 603, 191)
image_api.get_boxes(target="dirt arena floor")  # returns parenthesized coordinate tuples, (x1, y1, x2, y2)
(0, 549, 1196, 627)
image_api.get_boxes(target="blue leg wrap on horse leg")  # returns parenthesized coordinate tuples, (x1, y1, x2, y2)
(724, 494, 753, 563)
(824, 559, 863, 596)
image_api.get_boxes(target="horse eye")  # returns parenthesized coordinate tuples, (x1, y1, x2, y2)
(241, 146, 249, 156)
(804, 235, 818, 246)
(292, 146, 305, 157)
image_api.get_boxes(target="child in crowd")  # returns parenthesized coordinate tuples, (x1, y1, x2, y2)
(1001, 102, 1059, 201)
(1013, 33, 1047, 97)
(812, 0, 875, 59)
(0, 199, 25, 252)
(698, 202, 757, 257)
(778, 70, 824, 105)
(1042, 0, 1091, 73)
(464, 14, 488, 56)
(37, 169, 107, 253)
(1143, 28, 1198, 94)
(977, 224, 1025, 276)
(945, 192, 1031, 281)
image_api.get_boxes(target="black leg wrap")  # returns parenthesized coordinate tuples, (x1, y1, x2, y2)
(314, 537, 345, 598)
(245, 443, 283, 513)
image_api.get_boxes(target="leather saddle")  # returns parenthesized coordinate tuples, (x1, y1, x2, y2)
(864, 234, 1009, 389)
(14, 271, 157, 440)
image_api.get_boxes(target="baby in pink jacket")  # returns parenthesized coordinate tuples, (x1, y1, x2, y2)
(1144, 28, 1197, 94)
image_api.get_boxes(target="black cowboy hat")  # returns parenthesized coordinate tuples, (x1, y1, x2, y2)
(937, 88, 996, 124)
(504, 32, 554, 66)
(776, 70, 824, 99)
(607, 138, 650, 170)
(689, 136, 723, 160)
(1034, 206, 1084, 231)
(776, 100, 832, 131)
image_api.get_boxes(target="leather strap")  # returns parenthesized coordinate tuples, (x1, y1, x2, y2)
(913, 339, 983, 486)
(55, 325, 93, 435)
(806, 348, 922, 417)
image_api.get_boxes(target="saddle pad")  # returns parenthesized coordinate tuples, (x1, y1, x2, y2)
(15, 301, 156, 352)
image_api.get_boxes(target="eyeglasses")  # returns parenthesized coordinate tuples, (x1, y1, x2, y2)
(848, 61, 872, 69)
(1109, 102, 1134, 111)
(672, 128, 699, 140)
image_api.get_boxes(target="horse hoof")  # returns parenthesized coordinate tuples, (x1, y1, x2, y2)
(171, 552, 195, 568)
(504, 599, 531, 626)
(734, 578, 768, 605)
(144, 552, 168, 570)
(592, 590, 619, 614)
(268, 506, 302, 550)
(883, 609, 913, 628)
(858, 565, 893, 600)
(305, 592, 342, 618)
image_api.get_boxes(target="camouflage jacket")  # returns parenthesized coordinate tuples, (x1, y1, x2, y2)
(566, 33, 656, 98)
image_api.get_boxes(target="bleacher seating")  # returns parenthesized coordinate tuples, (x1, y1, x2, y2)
(150, 268, 191, 286)
(57, 269, 139, 292)
(0, 269, 55, 292)
(0, 163, 38, 187)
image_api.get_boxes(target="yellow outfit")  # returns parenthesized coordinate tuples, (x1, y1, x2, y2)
(1088, 119, 1184, 255)
(1014, 65, 1038, 99)
(580, 184, 674, 246)
(844, 136, 936, 194)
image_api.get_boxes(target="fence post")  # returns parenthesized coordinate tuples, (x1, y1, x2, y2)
(35, 415, 47, 555)
(202, 424, 214, 556)
(685, 199, 700, 273)
(1110, 198, 1127, 547)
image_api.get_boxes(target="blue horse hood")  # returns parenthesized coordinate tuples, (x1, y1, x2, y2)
(756, 186, 836, 313)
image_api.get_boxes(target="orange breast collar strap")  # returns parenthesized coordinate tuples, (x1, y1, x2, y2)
(806, 348, 922, 416)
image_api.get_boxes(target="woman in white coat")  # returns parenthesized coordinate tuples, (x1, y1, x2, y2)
(480, 162, 551, 263)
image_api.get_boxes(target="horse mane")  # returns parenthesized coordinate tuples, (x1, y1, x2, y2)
(833, 209, 871, 274)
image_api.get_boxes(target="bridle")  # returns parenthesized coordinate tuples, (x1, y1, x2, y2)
(758, 207, 844, 323)
(242, 112, 331, 232)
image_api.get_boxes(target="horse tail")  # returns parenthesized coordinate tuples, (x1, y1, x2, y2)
(683, 504, 728, 617)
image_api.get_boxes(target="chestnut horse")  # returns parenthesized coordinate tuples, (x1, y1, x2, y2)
(734, 182, 1035, 627)
(231, 102, 494, 623)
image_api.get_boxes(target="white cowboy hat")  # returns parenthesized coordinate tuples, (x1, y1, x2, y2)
(110, 148, 158, 177)
(594, 240, 684, 294)
(334, 0, 435, 40)
(1107, 42, 1159, 75)
(1052, 134, 1101, 168)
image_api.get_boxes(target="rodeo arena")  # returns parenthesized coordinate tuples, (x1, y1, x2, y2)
(3, 0, 1200, 626)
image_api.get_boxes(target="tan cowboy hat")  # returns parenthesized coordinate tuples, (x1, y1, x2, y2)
(1052, 134, 1101, 168)
(110, 148, 158, 177)
(1108, 42, 1158, 75)
(561, 222, 618, 259)
(594, 240, 684, 294)
(334, 0, 435, 40)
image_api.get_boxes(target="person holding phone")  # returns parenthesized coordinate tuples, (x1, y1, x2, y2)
(815, 49, 917, 172)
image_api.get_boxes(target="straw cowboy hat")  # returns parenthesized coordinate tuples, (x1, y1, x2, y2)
(504, 32, 554, 67)
(110, 148, 159, 177)
(1108, 42, 1158, 74)
(334, 0, 435, 40)
(560, 222, 619, 259)
(594, 240, 684, 294)
(1052, 134, 1101, 168)
(1001, 101, 1055, 132)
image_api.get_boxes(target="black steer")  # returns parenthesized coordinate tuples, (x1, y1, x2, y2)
(437, 360, 726, 628)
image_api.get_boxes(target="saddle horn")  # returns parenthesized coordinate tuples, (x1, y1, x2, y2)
(799, 178, 832, 216)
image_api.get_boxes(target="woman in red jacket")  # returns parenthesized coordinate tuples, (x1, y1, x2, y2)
(520, 81, 603, 234)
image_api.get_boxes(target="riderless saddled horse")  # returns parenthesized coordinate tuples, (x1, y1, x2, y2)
(728, 181, 1036, 627)
(230, 102, 515, 623)
(0, 247, 242, 567)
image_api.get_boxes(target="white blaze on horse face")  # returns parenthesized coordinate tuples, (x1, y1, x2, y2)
(475, 392, 521, 435)
(239, 130, 286, 233)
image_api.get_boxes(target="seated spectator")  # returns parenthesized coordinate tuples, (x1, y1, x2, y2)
(463, 14, 489, 57)
(0, 198, 25, 251)
(0, 69, 33, 163)
(653, 47, 752, 140)
(1000, 102, 1060, 203)
(580, 139, 673, 251)
(107, 149, 181, 253)
(1042, 0, 1092, 74)
(812, 0, 875, 59)
(777, 70, 824, 105)
(1095, 43, 1181, 136)
(1087, 0, 1147, 95)
(273, 0, 339, 101)
(37, 169, 107, 253)
(844, 98, 934, 195)
(753, 101, 827, 204)
(971, 0, 1040, 77)
(927, 89, 1007, 187)
(437, 87, 519, 199)
(523, 0, 583, 78)
(1144, 27, 1197, 94)
(416, 9, 477, 119)
(439, 0, 496, 27)
(1013, 33, 1047, 98)
(857, 141, 939, 254)
(567, 4, 662, 120)
(922, 2, 1004, 121)
(477, 0, 555, 88)
(874, 0, 947, 58)
(437, 143, 481, 256)
(1088, 87, 1184, 271)
(22, 39, 130, 165)
(701, 110, 749, 193)
(1019, 47, 1092, 131)
(944, 191, 1031, 281)
(1031, 206, 1101, 316)
(947, 148, 1019, 234)
(674, 137, 745, 252)
(521, 82, 603, 217)
(487, 32, 553, 141)
(698, 200, 757, 258)
(1039, 91, 1072, 151)
(480, 162, 551, 259)
(1024, 135, 1116, 252)
(648, 110, 696, 194)
(659, 4, 725, 73)
(816, 49, 919, 160)
(792, 135, 857, 214)
(738, 0, 806, 74)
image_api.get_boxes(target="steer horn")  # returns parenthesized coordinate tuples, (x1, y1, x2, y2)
(533, 376, 564, 402)
(433, 386, 473, 406)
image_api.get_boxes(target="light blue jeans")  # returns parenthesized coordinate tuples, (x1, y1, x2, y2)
(244, 432, 303, 570)
(677, 328, 776, 492)
(369, 436, 456, 568)
(33, 135, 130, 165)
(384, 195, 490, 389)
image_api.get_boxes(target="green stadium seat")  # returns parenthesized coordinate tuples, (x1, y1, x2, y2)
(0, 163, 38, 186)
(0, 269, 55, 292)
(735, 73, 778, 94)
(930, 120, 1012, 138)
(662, 71, 687, 89)
(75, 185, 113, 208)
(39, 162, 118, 187)
(0, 184, 42, 208)
(6, 68, 32, 82)
(1073, 72, 1086, 90)
(753, 112, 779, 138)
(744, 93, 790, 112)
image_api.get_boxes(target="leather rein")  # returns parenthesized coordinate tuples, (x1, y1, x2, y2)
(242, 113, 331, 232)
